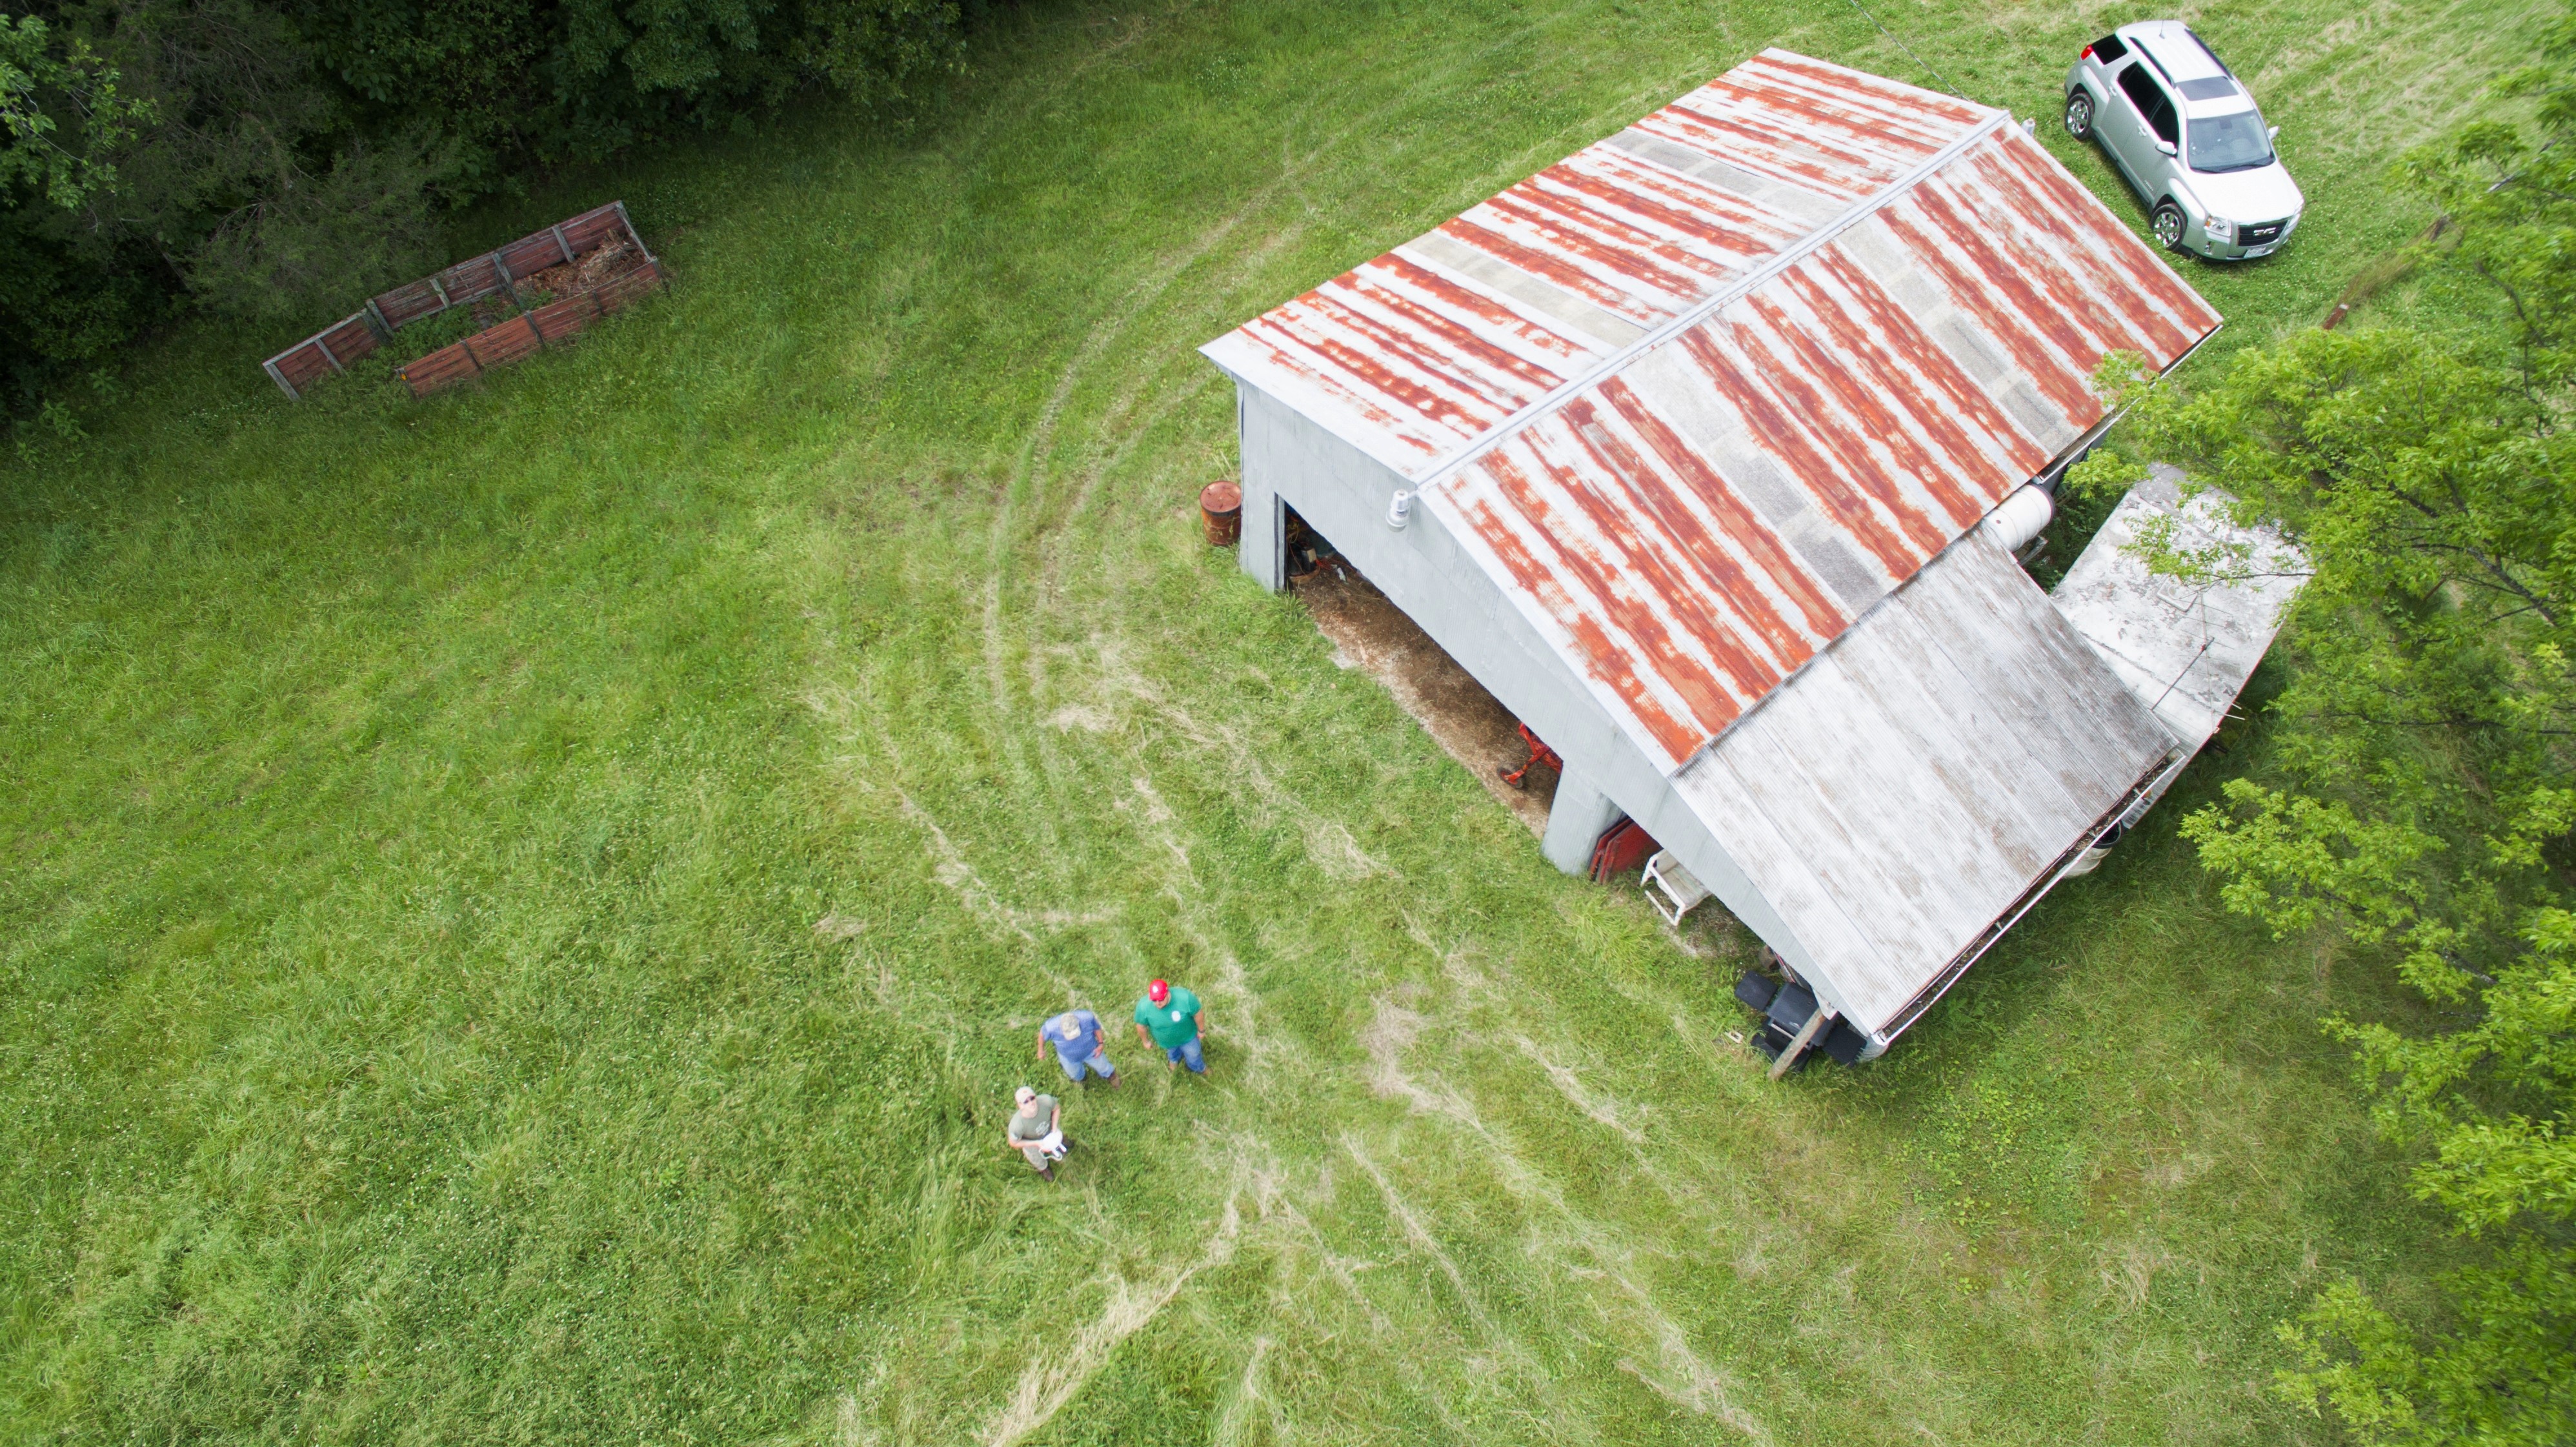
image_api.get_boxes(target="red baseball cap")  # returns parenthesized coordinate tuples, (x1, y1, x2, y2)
(1147, 979, 1170, 1004)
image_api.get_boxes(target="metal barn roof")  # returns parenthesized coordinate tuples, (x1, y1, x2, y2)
(2052, 468, 2305, 752)
(1673, 525, 2179, 1036)
(1202, 49, 2222, 774)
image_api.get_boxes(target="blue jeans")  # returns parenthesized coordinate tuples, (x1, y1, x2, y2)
(1163, 1037, 1206, 1073)
(1056, 1048, 1116, 1082)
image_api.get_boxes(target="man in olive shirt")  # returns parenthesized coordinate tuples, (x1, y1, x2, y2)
(1004, 1084, 1067, 1181)
(1132, 978, 1207, 1075)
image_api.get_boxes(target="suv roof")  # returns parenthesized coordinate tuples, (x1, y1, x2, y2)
(2118, 20, 2226, 81)
(2116, 19, 2255, 114)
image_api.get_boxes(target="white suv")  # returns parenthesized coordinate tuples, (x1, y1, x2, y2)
(2063, 21, 2304, 259)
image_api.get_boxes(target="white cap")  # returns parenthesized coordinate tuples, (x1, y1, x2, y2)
(1014, 1086, 1036, 1105)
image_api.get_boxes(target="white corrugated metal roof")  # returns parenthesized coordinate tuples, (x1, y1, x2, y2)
(2052, 469, 2305, 751)
(1203, 48, 2222, 775)
(1673, 526, 2179, 1036)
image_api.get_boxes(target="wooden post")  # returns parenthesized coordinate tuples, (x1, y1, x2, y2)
(614, 200, 667, 288)
(493, 252, 527, 312)
(361, 299, 395, 343)
(312, 338, 345, 374)
(493, 254, 538, 349)
(1768, 1007, 1831, 1081)
(550, 223, 574, 266)
(263, 358, 300, 400)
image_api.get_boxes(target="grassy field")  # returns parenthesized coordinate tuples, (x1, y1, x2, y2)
(0, 0, 2551, 1442)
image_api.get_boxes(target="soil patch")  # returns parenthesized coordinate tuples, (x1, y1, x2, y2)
(1293, 563, 1557, 836)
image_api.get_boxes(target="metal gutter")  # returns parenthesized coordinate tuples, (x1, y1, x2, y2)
(1875, 745, 2184, 1046)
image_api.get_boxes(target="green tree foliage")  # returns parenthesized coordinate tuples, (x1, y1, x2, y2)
(1, 10, 156, 419)
(0, 0, 978, 412)
(2065, 14, 2576, 1441)
(1, 13, 148, 207)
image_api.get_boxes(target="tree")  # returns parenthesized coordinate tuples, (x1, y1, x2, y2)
(1, 11, 148, 208)
(2064, 12, 2576, 1441)
(0, 0, 981, 415)
(1, 10, 158, 417)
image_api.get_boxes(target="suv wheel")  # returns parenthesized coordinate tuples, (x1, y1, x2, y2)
(2151, 201, 2188, 251)
(2064, 91, 2095, 141)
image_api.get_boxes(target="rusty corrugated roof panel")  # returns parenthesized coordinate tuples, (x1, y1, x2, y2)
(1203, 48, 2222, 774)
(1204, 50, 1995, 478)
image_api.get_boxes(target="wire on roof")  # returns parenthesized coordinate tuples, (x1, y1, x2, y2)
(1839, 0, 1971, 103)
(2149, 591, 2217, 714)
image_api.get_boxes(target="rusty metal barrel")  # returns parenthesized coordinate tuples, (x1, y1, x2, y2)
(1199, 480, 1243, 547)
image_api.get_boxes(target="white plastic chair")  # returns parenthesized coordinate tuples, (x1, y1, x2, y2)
(1642, 850, 1711, 925)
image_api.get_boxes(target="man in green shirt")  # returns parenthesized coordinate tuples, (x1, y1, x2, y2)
(1132, 978, 1207, 1075)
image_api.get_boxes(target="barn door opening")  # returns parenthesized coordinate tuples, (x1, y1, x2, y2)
(1286, 538, 1562, 836)
(1281, 503, 1337, 580)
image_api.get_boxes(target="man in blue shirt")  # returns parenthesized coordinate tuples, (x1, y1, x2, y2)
(1038, 1007, 1118, 1086)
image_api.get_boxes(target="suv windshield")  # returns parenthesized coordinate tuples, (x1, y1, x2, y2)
(2189, 111, 2273, 172)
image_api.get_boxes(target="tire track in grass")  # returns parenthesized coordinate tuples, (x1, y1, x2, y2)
(1338, 1131, 1605, 1440)
(978, 63, 1374, 722)
(823, 12, 1783, 1439)
(970, 87, 1373, 925)
(958, 2, 1297, 906)
(1207, 1333, 1283, 1447)
(892, 785, 1120, 944)
(996, 6, 1607, 793)
(977, 1149, 1267, 1447)
(1262, 1181, 1476, 1438)
(840, 584, 1776, 1439)
(1506, 1032, 1649, 1143)
(1091, 640, 1394, 884)
(807, 694, 1114, 962)
(948, 1, 1652, 1131)
(1405, 919, 1964, 1401)
(1117, 769, 1296, 1088)
(1359, 995, 1773, 1441)
(1342, 1133, 1514, 1345)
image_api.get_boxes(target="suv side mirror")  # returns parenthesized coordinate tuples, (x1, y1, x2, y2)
(2268, 125, 2280, 140)
(2155, 138, 2177, 156)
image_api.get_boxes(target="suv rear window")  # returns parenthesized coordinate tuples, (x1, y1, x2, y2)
(2090, 34, 2129, 63)
(2117, 64, 2180, 145)
(2177, 76, 2240, 101)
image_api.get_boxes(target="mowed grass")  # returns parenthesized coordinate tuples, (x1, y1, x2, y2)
(0, 0, 2545, 1442)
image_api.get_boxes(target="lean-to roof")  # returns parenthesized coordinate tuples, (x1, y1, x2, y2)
(1673, 527, 2179, 1037)
(2051, 469, 2306, 753)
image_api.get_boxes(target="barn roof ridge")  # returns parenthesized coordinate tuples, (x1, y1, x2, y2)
(1405, 74, 2011, 495)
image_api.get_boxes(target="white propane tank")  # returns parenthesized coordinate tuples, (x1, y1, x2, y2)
(1983, 484, 2054, 554)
